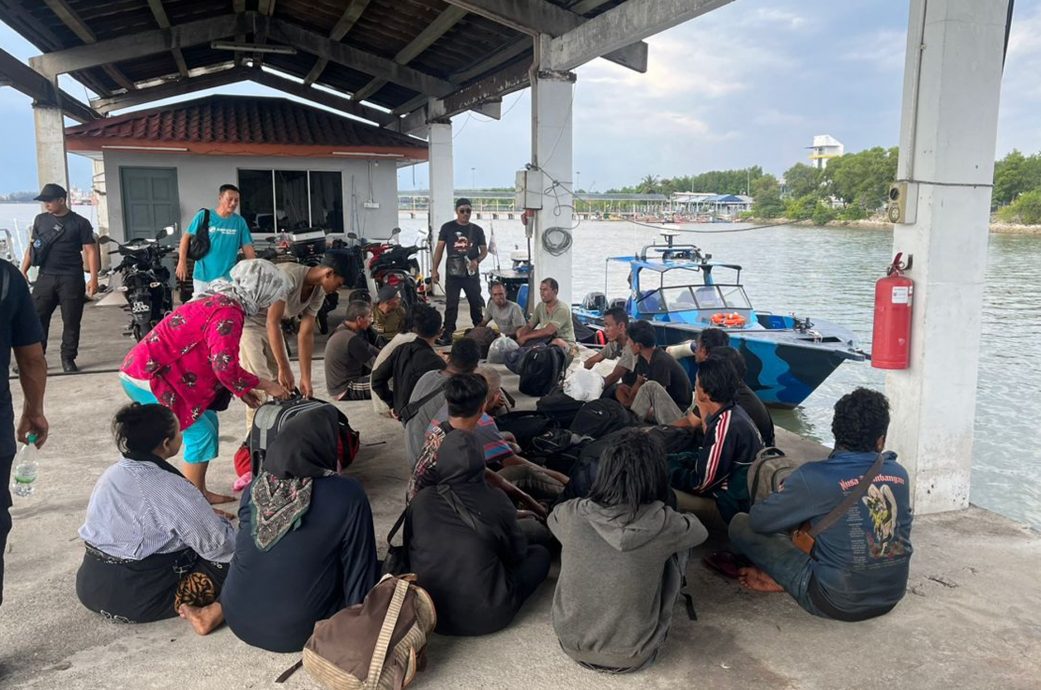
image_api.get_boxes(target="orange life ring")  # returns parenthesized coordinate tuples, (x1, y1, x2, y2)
(711, 312, 746, 328)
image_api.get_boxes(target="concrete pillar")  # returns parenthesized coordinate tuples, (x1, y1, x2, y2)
(92, 158, 111, 270)
(530, 60, 576, 306)
(427, 119, 454, 293)
(885, 0, 1009, 514)
(33, 103, 69, 192)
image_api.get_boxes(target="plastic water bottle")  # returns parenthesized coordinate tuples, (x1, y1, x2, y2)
(12, 434, 39, 497)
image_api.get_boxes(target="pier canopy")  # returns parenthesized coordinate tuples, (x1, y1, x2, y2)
(0, 0, 717, 133)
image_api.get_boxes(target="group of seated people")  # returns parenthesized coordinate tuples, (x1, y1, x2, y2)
(77, 278, 915, 675)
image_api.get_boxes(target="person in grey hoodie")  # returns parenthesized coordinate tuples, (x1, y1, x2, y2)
(548, 429, 708, 672)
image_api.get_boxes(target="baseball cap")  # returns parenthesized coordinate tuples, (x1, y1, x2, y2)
(377, 285, 401, 302)
(34, 183, 68, 202)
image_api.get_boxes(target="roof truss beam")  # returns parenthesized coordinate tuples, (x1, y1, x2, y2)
(31, 13, 243, 77)
(351, 5, 468, 103)
(248, 68, 398, 127)
(0, 47, 100, 122)
(145, 0, 189, 77)
(546, 0, 734, 72)
(268, 19, 455, 97)
(89, 66, 249, 113)
(42, 0, 138, 90)
(442, 0, 647, 72)
(304, 0, 373, 86)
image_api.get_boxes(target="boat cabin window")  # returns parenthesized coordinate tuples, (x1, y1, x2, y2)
(636, 285, 753, 314)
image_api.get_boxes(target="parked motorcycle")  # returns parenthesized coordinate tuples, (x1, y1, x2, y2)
(99, 226, 176, 341)
(349, 228, 428, 309)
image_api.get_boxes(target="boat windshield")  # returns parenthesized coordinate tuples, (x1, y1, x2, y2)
(636, 284, 752, 313)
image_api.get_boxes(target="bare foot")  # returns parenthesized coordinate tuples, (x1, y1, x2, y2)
(738, 567, 785, 593)
(178, 603, 224, 635)
(204, 490, 236, 505)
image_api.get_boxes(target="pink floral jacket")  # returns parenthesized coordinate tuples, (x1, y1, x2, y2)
(121, 294, 260, 429)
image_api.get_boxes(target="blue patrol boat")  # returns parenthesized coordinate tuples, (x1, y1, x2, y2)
(573, 232, 866, 408)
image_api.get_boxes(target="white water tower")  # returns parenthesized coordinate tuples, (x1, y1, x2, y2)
(808, 134, 844, 169)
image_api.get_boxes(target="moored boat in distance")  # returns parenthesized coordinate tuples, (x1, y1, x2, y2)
(573, 231, 867, 408)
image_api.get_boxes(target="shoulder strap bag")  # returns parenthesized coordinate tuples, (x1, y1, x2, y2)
(792, 452, 886, 555)
(186, 208, 211, 261)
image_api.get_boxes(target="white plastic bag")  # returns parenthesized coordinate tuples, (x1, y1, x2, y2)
(563, 367, 604, 402)
(487, 335, 519, 364)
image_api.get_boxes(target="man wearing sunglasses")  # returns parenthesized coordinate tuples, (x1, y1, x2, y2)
(431, 198, 488, 346)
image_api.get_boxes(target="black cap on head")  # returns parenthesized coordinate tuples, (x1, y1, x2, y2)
(377, 285, 400, 303)
(34, 183, 67, 202)
(320, 248, 354, 278)
(455, 198, 472, 209)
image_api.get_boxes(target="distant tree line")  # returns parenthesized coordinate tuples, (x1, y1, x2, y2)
(993, 150, 1041, 224)
(0, 191, 41, 203)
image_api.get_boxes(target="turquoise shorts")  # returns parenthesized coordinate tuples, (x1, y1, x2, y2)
(120, 379, 220, 463)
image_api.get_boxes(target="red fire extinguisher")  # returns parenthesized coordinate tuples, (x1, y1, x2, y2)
(871, 253, 914, 370)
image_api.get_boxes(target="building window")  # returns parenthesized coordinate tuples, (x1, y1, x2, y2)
(238, 169, 343, 233)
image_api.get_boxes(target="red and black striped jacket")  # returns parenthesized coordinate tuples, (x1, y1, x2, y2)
(667, 402, 763, 496)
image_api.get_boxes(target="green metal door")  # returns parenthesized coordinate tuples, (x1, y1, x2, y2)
(119, 167, 180, 284)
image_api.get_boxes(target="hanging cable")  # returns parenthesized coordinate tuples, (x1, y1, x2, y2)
(542, 225, 572, 256)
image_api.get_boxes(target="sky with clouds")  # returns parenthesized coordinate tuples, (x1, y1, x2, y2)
(0, 0, 1039, 194)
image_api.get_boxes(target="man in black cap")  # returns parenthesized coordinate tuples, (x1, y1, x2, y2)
(372, 284, 406, 343)
(430, 198, 487, 346)
(19, 183, 99, 373)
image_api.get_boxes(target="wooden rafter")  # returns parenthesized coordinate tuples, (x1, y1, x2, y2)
(145, 0, 189, 77)
(442, 0, 647, 72)
(352, 5, 467, 103)
(0, 47, 100, 122)
(268, 19, 454, 97)
(303, 0, 373, 87)
(41, 0, 138, 91)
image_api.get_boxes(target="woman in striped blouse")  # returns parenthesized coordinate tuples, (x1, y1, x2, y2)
(76, 403, 234, 633)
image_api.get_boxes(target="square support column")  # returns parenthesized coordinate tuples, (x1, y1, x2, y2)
(34, 103, 69, 192)
(886, 0, 1009, 514)
(531, 59, 576, 305)
(427, 119, 454, 292)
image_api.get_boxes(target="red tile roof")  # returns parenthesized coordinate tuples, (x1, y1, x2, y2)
(65, 95, 427, 160)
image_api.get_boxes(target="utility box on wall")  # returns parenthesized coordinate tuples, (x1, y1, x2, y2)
(886, 181, 919, 224)
(515, 169, 544, 210)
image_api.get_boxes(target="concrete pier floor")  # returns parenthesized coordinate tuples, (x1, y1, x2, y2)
(4, 302, 1041, 689)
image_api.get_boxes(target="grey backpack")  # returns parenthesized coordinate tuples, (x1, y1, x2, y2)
(746, 446, 819, 506)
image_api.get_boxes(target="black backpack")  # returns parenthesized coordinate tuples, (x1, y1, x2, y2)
(569, 398, 635, 440)
(493, 411, 556, 453)
(186, 208, 211, 261)
(518, 345, 566, 397)
(535, 386, 584, 428)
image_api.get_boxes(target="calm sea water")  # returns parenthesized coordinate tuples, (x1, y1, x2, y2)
(4, 203, 1039, 528)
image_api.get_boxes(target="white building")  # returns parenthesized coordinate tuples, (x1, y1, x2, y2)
(808, 134, 844, 169)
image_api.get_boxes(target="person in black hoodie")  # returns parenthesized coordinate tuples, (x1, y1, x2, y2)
(220, 406, 378, 652)
(406, 429, 550, 636)
(371, 304, 445, 416)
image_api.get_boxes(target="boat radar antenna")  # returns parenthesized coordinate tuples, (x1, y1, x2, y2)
(660, 229, 681, 247)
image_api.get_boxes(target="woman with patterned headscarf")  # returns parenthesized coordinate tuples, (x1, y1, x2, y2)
(120, 259, 291, 504)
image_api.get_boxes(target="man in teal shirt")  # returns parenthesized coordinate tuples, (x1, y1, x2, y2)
(176, 184, 256, 294)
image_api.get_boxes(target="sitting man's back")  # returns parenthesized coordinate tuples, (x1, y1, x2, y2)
(729, 387, 913, 621)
